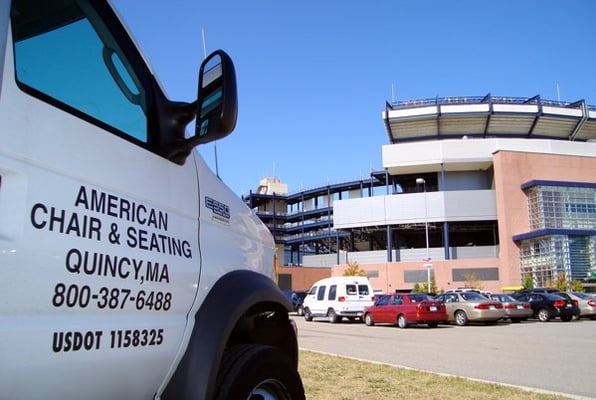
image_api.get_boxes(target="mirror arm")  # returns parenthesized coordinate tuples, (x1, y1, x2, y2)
(161, 100, 197, 165)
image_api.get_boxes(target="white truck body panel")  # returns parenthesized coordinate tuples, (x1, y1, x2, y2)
(0, 26, 197, 398)
(0, 1, 283, 399)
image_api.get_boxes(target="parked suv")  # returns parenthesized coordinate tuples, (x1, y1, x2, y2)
(303, 277, 375, 323)
(284, 290, 308, 316)
(511, 292, 580, 322)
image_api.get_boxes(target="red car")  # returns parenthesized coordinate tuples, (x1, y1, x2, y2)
(363, 293, 447, 328)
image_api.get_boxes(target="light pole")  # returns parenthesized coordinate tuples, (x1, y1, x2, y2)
(416, 178, 431, 293)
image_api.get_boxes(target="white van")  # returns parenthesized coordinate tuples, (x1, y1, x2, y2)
(303, 276, 375, 323)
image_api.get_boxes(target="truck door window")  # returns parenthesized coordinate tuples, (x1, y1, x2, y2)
(11, 0, 149, 142)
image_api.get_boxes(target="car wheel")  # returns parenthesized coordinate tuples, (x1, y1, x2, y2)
(537, 308, 550, 322)
(561, 315, 573, 322)
(364, 313, 374, 326)
(397, 314, 408, 329)
(327, 309, 340, 323)
(303, 308, 313, 322)
(427, 322, 438, 328)
(296, 305, 304, 317)
(455, 310, 468, 326)
(214, 344, 305, 400)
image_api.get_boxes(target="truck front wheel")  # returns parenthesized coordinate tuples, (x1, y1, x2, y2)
(215, 344, 305, 400)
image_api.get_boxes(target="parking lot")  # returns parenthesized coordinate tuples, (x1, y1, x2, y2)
(294, 316, 596, 399)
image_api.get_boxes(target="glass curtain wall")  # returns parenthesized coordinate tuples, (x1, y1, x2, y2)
(520, 184, 596, 286)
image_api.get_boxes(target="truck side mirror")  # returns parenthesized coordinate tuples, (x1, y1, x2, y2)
(193, 50, 237, 144)
(162, 50, 237, 165)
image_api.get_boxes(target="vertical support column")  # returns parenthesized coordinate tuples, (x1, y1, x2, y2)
(386, 225, 393, 262)
(444, 221, 450, 260)
(336, 231, 341, 265)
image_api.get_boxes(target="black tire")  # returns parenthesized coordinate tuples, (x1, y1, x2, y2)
(364, 313, 374, 326)
(303, 308, 313, 322)
(537, 308, 550, 322)
(397, 314, 408, 329)
(454, 310, 468, 326)
(327, 309, 340, 323)
(214, 344, 305, 400)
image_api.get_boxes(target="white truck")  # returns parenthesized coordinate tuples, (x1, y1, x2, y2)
(0, 1, 304, 399)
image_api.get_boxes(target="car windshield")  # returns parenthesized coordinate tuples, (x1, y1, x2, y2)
(460, 292, 487, 301)
(408, 294, 432, 302)
(544, 293, 565, 300)
(495, 294, 515, 302)
(296, 292, 307, 301)
(375, 295, 389, 306)
(573, 292, 592, 299)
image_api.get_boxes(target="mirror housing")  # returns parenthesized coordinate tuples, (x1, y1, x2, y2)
(194, 50, 237, 144)
(164, 50, 237, 165)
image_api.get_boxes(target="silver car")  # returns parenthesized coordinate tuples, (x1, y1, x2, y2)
(488, 293, 533, 323)
(565, 292, 596, 319)
(434, 292, 505, 326)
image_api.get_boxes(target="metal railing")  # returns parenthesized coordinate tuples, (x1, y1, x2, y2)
(387, 94, 595, 111)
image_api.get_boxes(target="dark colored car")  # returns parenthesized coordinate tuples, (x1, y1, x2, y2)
(511, 292, 580, 322)
(363, 293, 447, 328)
(284, 290, 308, 315)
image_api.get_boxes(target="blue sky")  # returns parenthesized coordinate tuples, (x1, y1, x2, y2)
(112, 1, 596, 196)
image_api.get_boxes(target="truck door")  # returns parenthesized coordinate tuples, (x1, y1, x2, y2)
(0, 1, 200, 398)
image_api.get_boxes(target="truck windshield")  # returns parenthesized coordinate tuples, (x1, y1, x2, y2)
(11, 0, 149, 142)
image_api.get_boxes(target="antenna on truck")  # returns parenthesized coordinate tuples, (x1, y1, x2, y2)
(201, 28, 208, 60)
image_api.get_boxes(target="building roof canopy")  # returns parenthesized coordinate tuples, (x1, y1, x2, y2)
(383, 95, 596, 144)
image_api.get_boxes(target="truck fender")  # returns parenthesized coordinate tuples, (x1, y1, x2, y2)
(161, 269, 297, 400)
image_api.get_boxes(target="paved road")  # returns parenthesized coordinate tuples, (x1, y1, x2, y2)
(294, 316, 596, 399)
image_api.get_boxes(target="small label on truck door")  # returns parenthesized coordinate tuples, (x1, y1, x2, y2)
(205, 196, 230, 224)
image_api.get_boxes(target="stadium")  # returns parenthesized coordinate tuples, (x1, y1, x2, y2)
(244, 94, 596, 293)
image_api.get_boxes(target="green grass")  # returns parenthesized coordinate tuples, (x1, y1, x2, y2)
(298, 350, 572, 400)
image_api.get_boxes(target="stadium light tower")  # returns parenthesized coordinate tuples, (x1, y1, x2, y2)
(416, 178, 431, 292)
